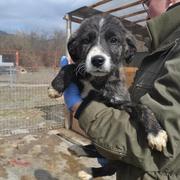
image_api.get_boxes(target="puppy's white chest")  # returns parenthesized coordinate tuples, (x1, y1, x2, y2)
(80, 80, 95, 98)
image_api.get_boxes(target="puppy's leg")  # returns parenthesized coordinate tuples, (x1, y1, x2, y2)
(48, 64, 76, 98)
(138, 104, 168, 151)
(91, 164, 116, 177)
(47, 86, 61, 98)
(78, 162, 116, 179)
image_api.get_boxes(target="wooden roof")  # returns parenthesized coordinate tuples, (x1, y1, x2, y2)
(64, 0, 148, 38)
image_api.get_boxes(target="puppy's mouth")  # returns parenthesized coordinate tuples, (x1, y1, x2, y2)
(88, 69, 109, 77)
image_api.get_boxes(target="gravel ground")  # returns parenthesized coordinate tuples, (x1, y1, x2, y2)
(0, 129, 116, 180)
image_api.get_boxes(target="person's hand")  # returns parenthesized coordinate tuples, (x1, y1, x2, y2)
(60, 56, 82, 111)
(60, 56, 69, 67)
(64, 83, 82, 111)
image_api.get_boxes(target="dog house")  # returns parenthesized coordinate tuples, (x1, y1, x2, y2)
(63, 0, 149, 135)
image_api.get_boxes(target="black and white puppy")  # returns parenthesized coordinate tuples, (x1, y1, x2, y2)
(48, 14, 167, 178)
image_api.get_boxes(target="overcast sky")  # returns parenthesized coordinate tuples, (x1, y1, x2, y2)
(0, 0, 143, 34)
(0, 0, 98, 34)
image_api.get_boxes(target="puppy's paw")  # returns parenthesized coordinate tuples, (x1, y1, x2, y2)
(47, 86, 62, 98)
(78, 170, 92, 180)
(147, 130, 168, 152)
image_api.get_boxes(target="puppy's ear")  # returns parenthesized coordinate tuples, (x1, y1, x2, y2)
(67, 32, 79, 62)
(124, 33, 137, 64)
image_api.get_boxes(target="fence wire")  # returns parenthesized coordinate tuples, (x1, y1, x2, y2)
(0, 66, 65, 136)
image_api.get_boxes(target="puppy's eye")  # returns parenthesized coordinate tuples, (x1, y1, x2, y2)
(110, 37, 119, 44)
(81, 38, 90, 45)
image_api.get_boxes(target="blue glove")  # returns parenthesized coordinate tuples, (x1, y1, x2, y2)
(60, 56, 82, 110)
(64, 83, 82, 110)
(60, 56, 69, 67)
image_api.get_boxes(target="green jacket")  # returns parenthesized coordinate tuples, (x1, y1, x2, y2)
(76, 5, 180, 180)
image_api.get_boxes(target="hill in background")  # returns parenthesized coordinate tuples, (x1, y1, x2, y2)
(0, 30, 9, 35)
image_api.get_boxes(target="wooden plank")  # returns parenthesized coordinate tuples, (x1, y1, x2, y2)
(134, 18, 147, 24)
(121, 18, 148, 37)
(66, 12, 146, 25)
(89, 0, 112, 8)
(64, 16, 83, 24)
(119, 10, 146, 19)
(106, 0, 142, 13)
(65, 6, 103, 19)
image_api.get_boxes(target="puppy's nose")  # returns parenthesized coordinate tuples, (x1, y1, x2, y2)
(91, 55, 105, 68)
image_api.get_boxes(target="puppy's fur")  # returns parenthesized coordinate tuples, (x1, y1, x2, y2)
(48, 14, 168, 179)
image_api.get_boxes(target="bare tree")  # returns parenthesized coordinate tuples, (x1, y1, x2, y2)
(0, 30, 66, 69)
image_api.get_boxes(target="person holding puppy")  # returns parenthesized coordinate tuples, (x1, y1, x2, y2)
(63, 0, 180, 179)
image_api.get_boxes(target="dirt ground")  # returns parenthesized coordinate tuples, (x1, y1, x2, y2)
(0, 129, 116, 180)
(0, 68, 116, 179)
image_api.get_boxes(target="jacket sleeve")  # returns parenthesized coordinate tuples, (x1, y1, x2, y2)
(76, 100, 165, 171)
(140, 51, 180, 161)
(76, 49, 180, 172)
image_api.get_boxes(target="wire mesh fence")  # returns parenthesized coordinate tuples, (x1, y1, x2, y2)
(0, 66, 65, 136)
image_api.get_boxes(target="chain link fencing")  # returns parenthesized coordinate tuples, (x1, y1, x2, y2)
(0, 66, 65, 136)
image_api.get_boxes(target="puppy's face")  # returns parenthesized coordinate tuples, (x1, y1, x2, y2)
(68, 14, 136, 77)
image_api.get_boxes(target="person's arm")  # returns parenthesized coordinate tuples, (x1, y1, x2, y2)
(74, 100, 161, 171)
(72, 48, 180, 171)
